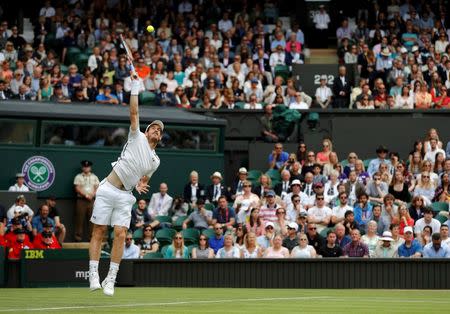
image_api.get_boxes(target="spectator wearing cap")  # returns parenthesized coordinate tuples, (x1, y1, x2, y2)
(284, 179, 304, 207)
(31, 203, 55, 237)
(373, 231, 398, 258)
(423, 233, 450, 258)
(367, 145, 391, 177)
(307, 194, 331, 233)
(319, 230, 343, 257)
(95, 85, 119, 104)
(332, 65, 351, 108)
(6, 228, 33, 259)
(6, 195, 34, 221)
(4, 217, 30, 245)
(259, 190, 282, 224)
(207, 168, 229, 205)
(282, 222, 299, 252)
(315, 75, 333, 109)
(33, 230, 61, 249)
(398, 226, 422, 258)
(8, 173, 29, 192)
(257, 221, 276, 249)
(230, 167, 248, 198)
(73, 160, 100, 242)
(413, 207, 441, 238)
(244, 78, 263, 102)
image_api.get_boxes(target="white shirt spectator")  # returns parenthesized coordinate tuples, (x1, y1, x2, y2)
(307, 205, 332, 233)
(8, 184, 30, 192)
(414, 217, 441, 236)
(315, 85, 333, 102)
(424, 148, 446, 163)
(7, 204, 34, 220)
(269, 51, 286, 69)
(148, 192, 173, 218)
(122, 242, 140, 259)
(39, 5, 56, 18)
(331, 204, 353, 222)
(244, 102, 263, 109)
(178, 1, 192, 14)
(218, 19, 233, 33)
(289, 101, 309, 109)
(313, 12, 330, 30)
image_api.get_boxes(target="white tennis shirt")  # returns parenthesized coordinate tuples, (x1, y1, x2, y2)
(112, 127, 160, 191)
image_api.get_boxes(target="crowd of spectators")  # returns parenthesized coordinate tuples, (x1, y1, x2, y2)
(0, 1, 447, 109)
(118, 127, 449, 259)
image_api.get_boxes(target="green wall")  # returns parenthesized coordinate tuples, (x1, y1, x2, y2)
(1, 147, 224, 199)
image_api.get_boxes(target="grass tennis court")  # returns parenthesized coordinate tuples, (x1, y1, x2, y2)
(0, 288, 448, 313)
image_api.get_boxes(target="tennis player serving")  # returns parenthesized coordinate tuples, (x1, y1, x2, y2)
(88, 73, 163, 296)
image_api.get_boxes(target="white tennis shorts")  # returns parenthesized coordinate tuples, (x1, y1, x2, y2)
(90, 179, 136, 228)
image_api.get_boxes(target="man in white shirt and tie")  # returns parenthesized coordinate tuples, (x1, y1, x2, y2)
(207, 171, 227, 204)
(148, 182, 173, 218)
(275, 170, 291, 199)
(8, 173, 30, 192)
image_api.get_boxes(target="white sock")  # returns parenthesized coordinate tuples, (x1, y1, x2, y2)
(107, 262, 120, 280)
(89, 260, 99, 274)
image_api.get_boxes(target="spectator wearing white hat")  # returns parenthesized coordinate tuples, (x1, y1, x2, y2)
(398, 226, 422, 258)
(230, 167, 248, 199)
(374, 231, 399, 258)
(282, 222, 299, 252)
(8, 173, 29, 192)
(206, 171, 228, 205)
(257, 221, 276, 249)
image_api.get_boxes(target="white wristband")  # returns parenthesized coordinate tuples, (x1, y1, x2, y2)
(130, 80, 141, 96)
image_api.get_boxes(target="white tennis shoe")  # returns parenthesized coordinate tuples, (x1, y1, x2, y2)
(89, 272, 101, 291)
(102, 276, 116, 296)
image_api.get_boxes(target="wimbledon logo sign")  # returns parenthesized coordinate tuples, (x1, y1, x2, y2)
(22, 156, 56, 191)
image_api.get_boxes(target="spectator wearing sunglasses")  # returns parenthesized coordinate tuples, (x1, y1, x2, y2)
(209, 223, 225, 254)
(136, 225, 159, 258)
(307, 194, 331, 233)
(306, 223, 325, 252)
(164, 232, 189, 259)
(191, 235, 215, 259)
(122, 233, 140, 259)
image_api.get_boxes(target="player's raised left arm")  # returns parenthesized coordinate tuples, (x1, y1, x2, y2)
(129, 79, 140, 132)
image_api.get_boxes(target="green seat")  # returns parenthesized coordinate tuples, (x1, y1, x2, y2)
(340, 160, 349, 168)
(431, 202, 449, 213)
(155, 215, 172, 224)
(247, 169, 262, 181)
(363, 159, 372, 169)
(75, 53, 89, 70)
(143, 252, 163, 259)
(202, 228, 215, 239)
(228, 202, 235, 209)
(66, 47, 81, 64)
(235, 101, 245, 109)
(155, 228, 176, 247)
(182, 228, 200, 245)
(274, 65, 290, 81)
(60, 64, 69, 74)
(204, 203, 215, 211)
(84, 47, 93, 55)
(139, 91, 156, 105)
(188, 244, 198, 256)
(174, 215, 189, 231)
(266, 169, 281, 182)
(132, 228, 143, 240)
(320, 227, 333, 238)
(436, 214, 448, 224)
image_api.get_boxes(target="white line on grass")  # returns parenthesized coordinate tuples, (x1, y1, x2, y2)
(0, 296, 330, 312)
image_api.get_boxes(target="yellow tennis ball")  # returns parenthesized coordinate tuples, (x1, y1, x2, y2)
(146, 25, 155, 33)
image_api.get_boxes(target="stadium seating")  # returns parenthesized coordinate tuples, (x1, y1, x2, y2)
(202, 229, 216, 239)
(431, 202, 449, 213)
(155, 229, 176, 247)
(143, 252, 163, 259)
(181, 228, 200, 245)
